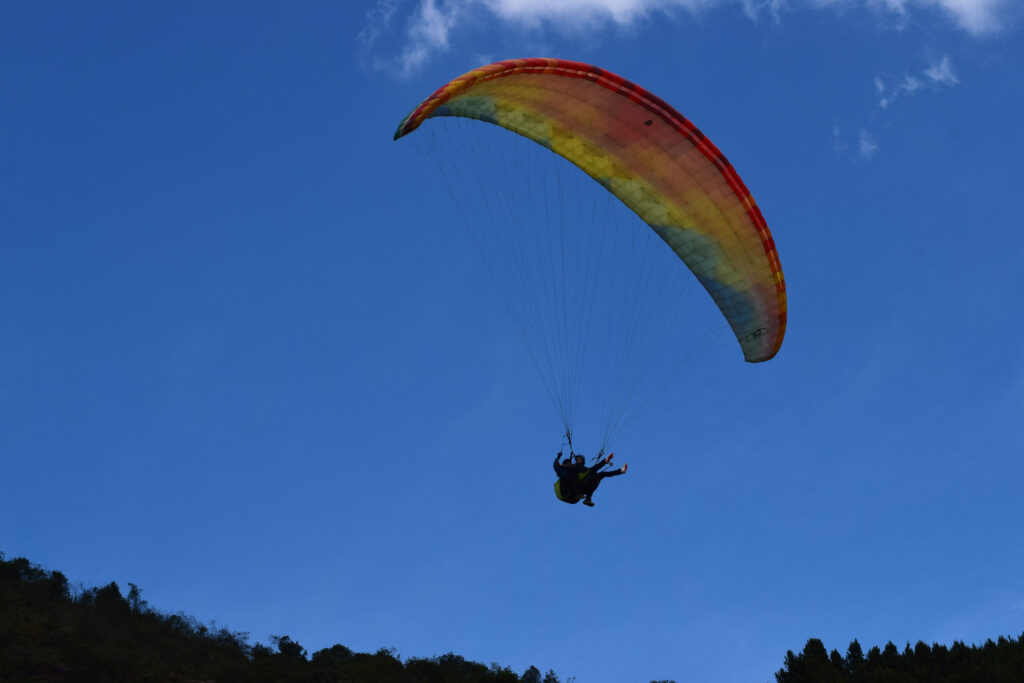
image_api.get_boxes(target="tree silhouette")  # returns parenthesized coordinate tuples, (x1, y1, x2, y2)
(0, 551, 562, 682)
(845, 639, 864, 673)
(522, 665, 542, 682)
(776, 633, 1024, 682)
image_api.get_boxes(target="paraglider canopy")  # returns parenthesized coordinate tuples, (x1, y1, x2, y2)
(395, 58, 786, 363)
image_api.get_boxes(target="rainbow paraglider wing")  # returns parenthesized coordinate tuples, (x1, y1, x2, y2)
(395, 58, 786, 362)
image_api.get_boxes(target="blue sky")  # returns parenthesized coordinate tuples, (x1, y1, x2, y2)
(2, 1, 1023, 681)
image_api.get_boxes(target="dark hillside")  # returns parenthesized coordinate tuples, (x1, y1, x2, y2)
(0, 552, 559, 683)
(776, 635, 1024, 683)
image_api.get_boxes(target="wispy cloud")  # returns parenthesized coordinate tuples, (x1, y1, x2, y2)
(361, 0, 718, 77)
(831, 124, 880, 160)
(858, 129, 879, 159)
(834, 55, 961, 159)
(876, 0, 1009, 35)
(358, 0, 400, 71)
(924, 54, 960, 86)
(831, 55, 958, 160)
(360, 0, 1013, 78)
(485, 0, 715, 23)
(811, 0, 1009, 34)
(740, 0, 785, 23)
(876, 55, 960, 109)
(493, 0, 1011, 32)
(359, 0, 464, 78)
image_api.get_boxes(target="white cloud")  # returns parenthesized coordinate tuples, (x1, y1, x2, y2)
(876, 54, 960, 108)
(485, 0, 714, 24)
(830, 124, 880, 159)
(924, 54, 960, 86)
(817, 0, 1009, 34)
(853, 55, 959, 160)
(740, 0, 786, 23)
(881, 0, 1008, 34)
(358, 0, 399, 65)
(401, 0, 462, 75)
(830, 124, 848, 155)
(407, 0, 1008, 32)
(359, 0, 463, 78)
(858, 129, 879, 158)
(361, 0, 1011, 78)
